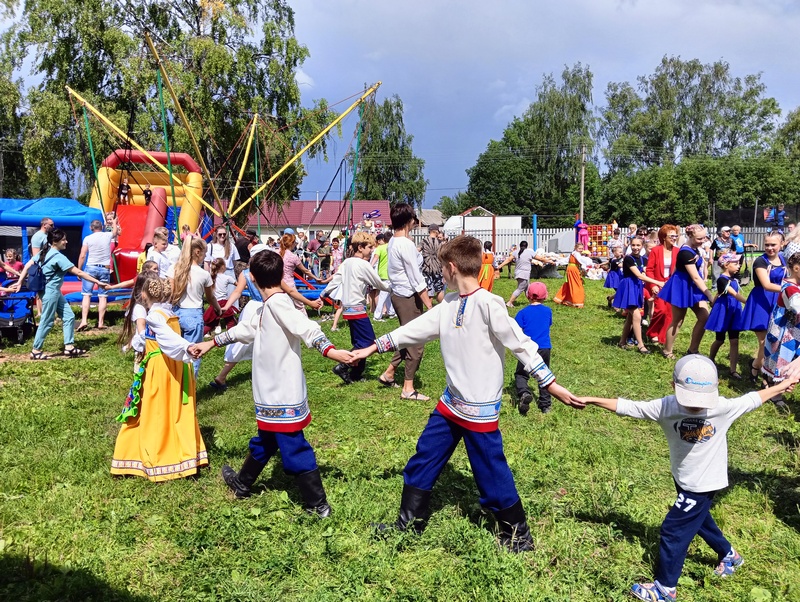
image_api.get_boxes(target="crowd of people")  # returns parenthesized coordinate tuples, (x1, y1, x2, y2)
(5, 207, 800, 602)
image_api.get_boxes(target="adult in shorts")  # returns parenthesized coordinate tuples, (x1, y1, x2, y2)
(77, 216, 120, 331)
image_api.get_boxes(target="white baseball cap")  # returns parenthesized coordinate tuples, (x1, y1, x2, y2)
(673, 355, 719, 409)
(249, 243, 271, 258)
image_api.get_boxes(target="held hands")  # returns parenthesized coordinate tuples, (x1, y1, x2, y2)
(546, 382, 586, 409)
(189, 340, 216, 358)
(327, 349, 355, 365)
(310, 298, 323, 310)
(348, 346, 376, 365)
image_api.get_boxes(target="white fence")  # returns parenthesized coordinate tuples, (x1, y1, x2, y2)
(411, 226, 773, 254)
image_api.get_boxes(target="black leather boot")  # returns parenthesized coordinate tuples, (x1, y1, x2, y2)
(493, 499, 534, 552)
(332, 362, 353, 385)
(387, 484, 432, 533)
(221, 453, 266, 499)
(295, 469, 332, 517)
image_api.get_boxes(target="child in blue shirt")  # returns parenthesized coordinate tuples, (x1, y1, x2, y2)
(514, 282, 553, 415)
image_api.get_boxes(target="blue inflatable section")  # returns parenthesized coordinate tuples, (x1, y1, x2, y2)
(0, 197, 105, 263)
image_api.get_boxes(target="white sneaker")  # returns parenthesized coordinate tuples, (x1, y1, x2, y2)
(214, 325, 222, 334)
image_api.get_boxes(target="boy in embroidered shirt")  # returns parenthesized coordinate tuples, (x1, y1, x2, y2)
(351, 235, 584, 551)
(192, 250, 355, 516)
(322, 232, 390, 384)
(582, 355, 797, 602)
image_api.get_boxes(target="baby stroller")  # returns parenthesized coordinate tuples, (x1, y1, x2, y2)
(0, 281, 37, 344)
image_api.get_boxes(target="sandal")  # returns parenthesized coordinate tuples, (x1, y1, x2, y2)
(729, 371, 742, 380)
(209, 379, 228, 392)
(64, 347, 89, 357)
(96, 325, 108, 331)
(377, 375, 399, 388)
(400, 390, 430, 401)
(75, 324, 89, 332)
(638, 346, 651, 355)
(30, 350, 50, 360)
(617, 343, 632, 350)
(661, 351, 676, 360)
(749, 359, 760, 383)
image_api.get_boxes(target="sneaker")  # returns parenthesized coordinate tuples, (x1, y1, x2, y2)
(539, 405, 552, 414)
(714, 549, 743, 577)
(214, 325, 222, 334)
(630, 581, 676, 601)
(641, 318, 650, 327)
(518, 391, 533, 416)
(374, 318, 386, 322)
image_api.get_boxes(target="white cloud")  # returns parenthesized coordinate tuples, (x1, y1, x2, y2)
(295, 69, 314, 88)
(291, 0, 800, 205)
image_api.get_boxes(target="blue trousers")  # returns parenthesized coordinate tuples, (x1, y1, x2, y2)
(654, 482, 732, 587)
(248, 429, 318, 476)
(348, 316, 376, 380)
(403, 409, 520, 513)
(34, 292, 75, 350)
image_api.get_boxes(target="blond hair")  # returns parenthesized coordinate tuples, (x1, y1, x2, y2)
(350, 231, 375, 253)
(171, 237, 207, 304)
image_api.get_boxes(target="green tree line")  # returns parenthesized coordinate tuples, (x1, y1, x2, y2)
(438, 57, 800, 226)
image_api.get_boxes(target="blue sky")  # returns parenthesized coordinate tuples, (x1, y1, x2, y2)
(291, 0, 800, 208)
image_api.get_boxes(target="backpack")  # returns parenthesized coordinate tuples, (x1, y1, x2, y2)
(26, 250, 56, 293)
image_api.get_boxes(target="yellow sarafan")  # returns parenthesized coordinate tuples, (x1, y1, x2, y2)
(111, 311, 208, 482)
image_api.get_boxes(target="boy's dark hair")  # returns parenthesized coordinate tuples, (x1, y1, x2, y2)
(376, 233, 385, 243)
(438, 235, 482, 278)
(484, 240, 492, 252)
(384, 231, 393, 243)
(519, 240, 528, 250)
(390, 203, 417, 230)
(249, 248, 284, 288)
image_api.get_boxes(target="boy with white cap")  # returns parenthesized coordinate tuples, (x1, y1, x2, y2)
(581, 355, 796, 601)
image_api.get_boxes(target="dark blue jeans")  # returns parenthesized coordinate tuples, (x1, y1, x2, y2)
(654, 482, 732, 587)
(403, 409, 520, 513)
(514, 348, 551, 408)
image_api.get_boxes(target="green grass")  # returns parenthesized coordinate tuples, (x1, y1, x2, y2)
(1, 277, 799, 601)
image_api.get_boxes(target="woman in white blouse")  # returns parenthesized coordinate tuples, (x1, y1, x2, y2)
(377, 203, 433, 400)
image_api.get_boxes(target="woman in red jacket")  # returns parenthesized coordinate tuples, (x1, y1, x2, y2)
(645, 225, 680, 345)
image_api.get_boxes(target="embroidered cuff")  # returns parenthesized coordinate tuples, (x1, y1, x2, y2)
(312, 334, 334, 356)
(374, 333, 397, 353)
(529, 361, 556, 388)
(214, 330, 236, 347)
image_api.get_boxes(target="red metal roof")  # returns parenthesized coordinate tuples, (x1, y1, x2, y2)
(238, 200, 391, 229)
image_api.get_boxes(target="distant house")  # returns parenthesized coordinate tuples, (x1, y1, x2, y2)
(215, 199, 391, 239)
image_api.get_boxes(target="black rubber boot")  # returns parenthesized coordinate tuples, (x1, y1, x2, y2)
(332, 362, 353, 385)
(493, 499, 534, 553)
(380, 484, 432, 534)
(222, 453, 266, 499)
(295, 469, 332, 517)
(518, 391, 533, 416)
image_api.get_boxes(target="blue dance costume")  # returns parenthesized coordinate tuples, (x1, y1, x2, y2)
(658, 246, 705, 308)
(604, 256, 623, 290)
(612, 254, 645, 309)
(740, 255, 786, 331)
(705, 275, 743, 335)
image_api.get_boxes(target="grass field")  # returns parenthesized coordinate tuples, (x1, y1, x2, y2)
(1, 276, 799, 601)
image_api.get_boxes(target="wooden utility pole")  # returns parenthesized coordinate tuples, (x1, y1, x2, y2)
(579, 144, 586, 222)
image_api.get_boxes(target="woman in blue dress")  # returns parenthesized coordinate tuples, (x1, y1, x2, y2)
(740, 231, 786, 380)
(613, 237, 662, 354)
(659, 225, 715, 359)
(705, 253, 746, 379)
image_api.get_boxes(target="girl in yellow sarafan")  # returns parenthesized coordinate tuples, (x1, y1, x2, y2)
(554, 243, 593, 308)
(111, 274, 208, 481)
